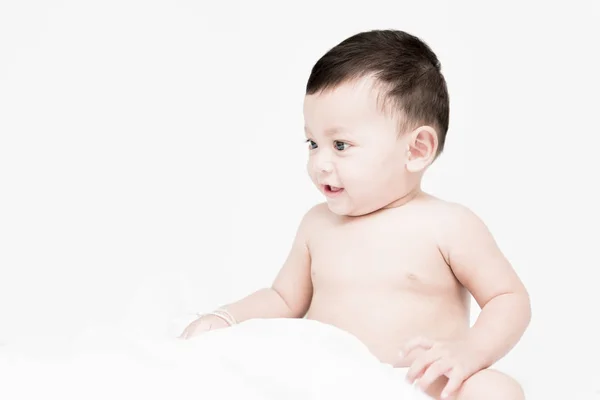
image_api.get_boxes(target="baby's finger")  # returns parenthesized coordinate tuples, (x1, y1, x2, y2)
(405, 350, 441, 383)
(178, 322, 198, 340)
(417, 359, 452, 392)
(399, 336, 435, 359)
(440, 367, 466, 399)
(177, 328, 189, 340)
(184, 321, 213, 339)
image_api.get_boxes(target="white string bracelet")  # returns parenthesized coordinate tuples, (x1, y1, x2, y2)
(196, 308, 238, 326)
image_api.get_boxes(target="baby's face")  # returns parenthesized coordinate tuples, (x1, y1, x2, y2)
(303, 77, 411, 216)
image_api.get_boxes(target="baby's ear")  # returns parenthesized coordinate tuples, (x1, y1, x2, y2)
(405, 126, 438, 172)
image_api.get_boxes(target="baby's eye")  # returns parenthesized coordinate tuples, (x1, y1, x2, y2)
(306, 139, 318, 150)
(334, 141, 350, 151)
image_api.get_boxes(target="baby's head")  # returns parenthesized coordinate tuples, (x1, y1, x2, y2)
(303, 30, 449, 216)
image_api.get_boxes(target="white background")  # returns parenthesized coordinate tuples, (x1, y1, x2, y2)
(1, 0, 599, 398)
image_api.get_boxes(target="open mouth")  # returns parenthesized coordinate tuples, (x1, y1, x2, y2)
(323, 185, 344, 196)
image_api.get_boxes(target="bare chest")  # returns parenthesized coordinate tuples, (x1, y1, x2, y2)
(308, 217, 456, 292)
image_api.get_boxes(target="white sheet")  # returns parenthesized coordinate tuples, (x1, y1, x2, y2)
(0, 317, 433, 399)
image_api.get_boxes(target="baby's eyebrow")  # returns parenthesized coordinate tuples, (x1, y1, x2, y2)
(304, 126, 353, 137)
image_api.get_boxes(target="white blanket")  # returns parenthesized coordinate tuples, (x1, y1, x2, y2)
(0, 318, 432, 399)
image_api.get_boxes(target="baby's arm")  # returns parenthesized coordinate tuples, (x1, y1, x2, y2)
(441, 204, 531, 369)
(216, 205, 316, 323)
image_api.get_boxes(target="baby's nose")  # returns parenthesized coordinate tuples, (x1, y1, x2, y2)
(317, 160, 334, 173)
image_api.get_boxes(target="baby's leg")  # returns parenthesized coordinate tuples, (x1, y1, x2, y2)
(424, 369, 524, 400)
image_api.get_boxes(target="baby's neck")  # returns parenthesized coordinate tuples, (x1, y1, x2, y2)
(383, 184, 425, 210)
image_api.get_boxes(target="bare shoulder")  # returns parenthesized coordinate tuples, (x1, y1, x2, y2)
(421, 196, 488, 232)
(296, 202, 334, 237)
(443, 201, 492, 239)
(305, 202, 333, 218)
(417, 196, 494, 254)
(299, 202, 333, 225)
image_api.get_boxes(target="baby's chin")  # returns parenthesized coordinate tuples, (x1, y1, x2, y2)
(325, 200, 378, 217)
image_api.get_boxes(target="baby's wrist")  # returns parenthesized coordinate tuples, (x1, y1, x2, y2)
(197, 308, 238, 327)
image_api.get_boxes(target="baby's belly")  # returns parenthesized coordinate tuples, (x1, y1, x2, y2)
(305, 289, 469, 366)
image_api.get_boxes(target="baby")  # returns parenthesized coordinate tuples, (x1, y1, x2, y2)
(180, 30, 530, 400)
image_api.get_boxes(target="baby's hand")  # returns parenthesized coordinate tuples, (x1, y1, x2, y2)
(178, 314, 230, 340)
(399, 337, 485, 399)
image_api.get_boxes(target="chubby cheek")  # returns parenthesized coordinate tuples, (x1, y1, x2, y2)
(306, 160, 319, 186)
(347, 161, 394, 196)
(344, 160, 378, 185)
